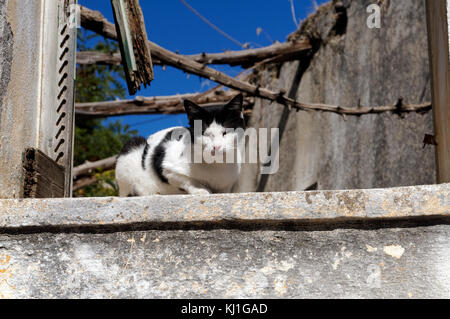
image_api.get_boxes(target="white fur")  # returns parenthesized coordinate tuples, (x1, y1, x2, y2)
(115, 124, 242, 196)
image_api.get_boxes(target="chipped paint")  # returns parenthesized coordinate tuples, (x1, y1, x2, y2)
(383, 245, 405, 259)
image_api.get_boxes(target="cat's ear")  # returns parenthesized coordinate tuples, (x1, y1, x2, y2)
(225, 94, 244, 112)
(184, 99, 207, 120)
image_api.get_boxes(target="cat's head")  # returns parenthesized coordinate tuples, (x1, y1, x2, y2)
(184, 94, 244, 156)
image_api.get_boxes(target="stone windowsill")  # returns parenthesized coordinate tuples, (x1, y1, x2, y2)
(0, 184, 448, 232)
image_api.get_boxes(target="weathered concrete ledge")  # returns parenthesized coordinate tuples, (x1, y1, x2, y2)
(0, 184, 448, 232)
(0, 184, 449, 298)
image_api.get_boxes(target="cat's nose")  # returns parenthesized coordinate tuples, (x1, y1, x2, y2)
(212, 145, 222, 153)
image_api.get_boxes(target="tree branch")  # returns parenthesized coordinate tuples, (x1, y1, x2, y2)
(80, 6, 118, 39)
(77, 41, 311, 67)
(76, 94, 431, 117)
(77, 51, 122, 65)
(73, 156, 117, 179)
(77, 51, 164, 66)
(79, 6, 302, 109)
(79, 6, 432, 116)
(76, 91, 255, 117)
(79, 7, 310, 67)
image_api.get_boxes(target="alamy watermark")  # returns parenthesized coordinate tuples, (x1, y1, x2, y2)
(367, 4, 381, 29)
(168, 122, 280, 175)
(68, 4, 81, 29)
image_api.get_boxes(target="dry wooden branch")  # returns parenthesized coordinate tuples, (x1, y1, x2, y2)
(77, 51, 122, 65)
(76, 93, 431, 118)
(77, 41, 311, 67)
(80, 6, 432, 116)
(137, 40, 434, 114)
(79, 7, 310, 67)
(76, 91, 254, 117)
(308, 101, 432, 115)
(77, 51, 163, 65)
(78, 7, 300, 110)
(73, 156, 117, 179)
(80, 6, 118, 39)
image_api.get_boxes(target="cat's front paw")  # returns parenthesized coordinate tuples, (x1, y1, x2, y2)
(189, 188, 211, 195)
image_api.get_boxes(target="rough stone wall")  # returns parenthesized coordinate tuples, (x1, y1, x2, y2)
(2, 225, 450, 298)
(0, 184, 448, 298)
(0, 0, 44, 198)
(237, 0, 436, 192)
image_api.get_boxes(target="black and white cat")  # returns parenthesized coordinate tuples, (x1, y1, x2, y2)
(115, 94, 245, 196)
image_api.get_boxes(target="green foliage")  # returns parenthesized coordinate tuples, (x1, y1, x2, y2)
(74, 29, 137, 197)
(76, 30, 126, 103)
(74, 120, 136, 166)
(76, 171, 119, 198)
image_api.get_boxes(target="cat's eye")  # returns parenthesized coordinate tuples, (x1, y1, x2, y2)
(222, 132, 227, 136)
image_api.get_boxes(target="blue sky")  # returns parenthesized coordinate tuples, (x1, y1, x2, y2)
(78, 0, 328, 137)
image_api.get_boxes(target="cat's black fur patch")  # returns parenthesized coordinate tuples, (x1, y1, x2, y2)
(152, 128, 188, 184)
(141, 142, 150, 170)
(152, 131, 173, 184)
(119, 136, 147, 157)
